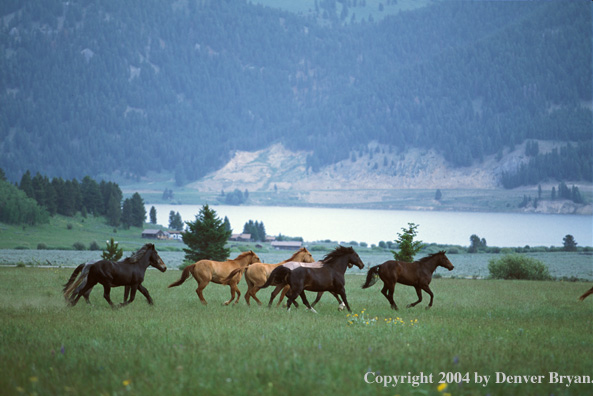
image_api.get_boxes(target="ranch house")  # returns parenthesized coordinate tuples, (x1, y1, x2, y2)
(141, 229, 167, 240)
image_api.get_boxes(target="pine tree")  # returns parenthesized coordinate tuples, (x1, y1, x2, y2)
(149, 206, 157, 224)
(563, 235, 578, 252)
(102, 237, 123, 261)
(391, 223, 424, 262)
(182, 205, 231, 262)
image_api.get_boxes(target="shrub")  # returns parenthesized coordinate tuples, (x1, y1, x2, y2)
(72, 242, 86, 251)
(36, 243, 47, 250)
(89, 241, 101, 251)
(488, 254, 552, 280)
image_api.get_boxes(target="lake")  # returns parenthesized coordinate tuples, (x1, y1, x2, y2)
(148, 204, 592, 248)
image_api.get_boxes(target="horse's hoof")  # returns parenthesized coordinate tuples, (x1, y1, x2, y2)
(425, 306, 432, 310)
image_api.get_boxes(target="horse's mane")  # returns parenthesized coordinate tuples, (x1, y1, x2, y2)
(125, 244, 154, 264)
(233, 250, 255, 260)
(322, 246, 354, 265)
(286, 248, 309, 261)
(416, 251, 446, 264)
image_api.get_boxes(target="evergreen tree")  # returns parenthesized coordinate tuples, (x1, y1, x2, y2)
(121, 198, 133, 229)
(149, 206, 157, 224)
(105, 192, 121, 227)
(169, 210, 184, 231)
(562, 235, 578, 252)
(182, 205, 231, 262)
(102, 237, 123, 261)
(130, 192, 146, 227)
(391, 223, 424, 262)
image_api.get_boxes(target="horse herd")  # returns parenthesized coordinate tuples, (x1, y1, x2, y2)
(62, 243, 592, 312)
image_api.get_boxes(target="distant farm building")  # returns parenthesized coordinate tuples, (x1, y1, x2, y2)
(230, 233, 252, 242)
(271, 241, 303, 250)
(141, 229, 166, 239)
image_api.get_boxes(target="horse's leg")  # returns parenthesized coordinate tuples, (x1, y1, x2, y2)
(422, 285, 434, 309)
(407, 286, 424, 308)
(330, 291, 345, 311)
(195, 280, 209, 305)
(300, 292, 317, 313)
(277, 285, 299, 308)
(268, 285, 283, 307)
(123, 286, 130, 303)
(310, 292, 323, 308)
(102, 284, 116, 307)
(120, 285, 138, 306)
(250, 286, 263, 306)
(227, 282, 242, 306)
(381, 283, 398, 310)
(70, 280, 97, 307)
(83, 290, 92, 304)
(337, 287, 352, 313)
(137, 284, 154, 305)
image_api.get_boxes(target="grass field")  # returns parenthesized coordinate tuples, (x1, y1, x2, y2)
(1, 267, 591, 395)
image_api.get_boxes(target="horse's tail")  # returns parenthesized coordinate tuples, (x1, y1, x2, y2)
(579, 286, 593, 301)
(168, 264, 195, 288)
(62, 263, 87, 300)
(361, 265, 381, 289)
(221, 267, 246, 285)
(260, 266, 291, 289)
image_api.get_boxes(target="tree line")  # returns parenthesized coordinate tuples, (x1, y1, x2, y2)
(13, 170, 146, 228)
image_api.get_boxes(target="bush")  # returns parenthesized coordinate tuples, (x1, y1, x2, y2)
(89, 241, 101, 251)
(36, 243, 47, 250)
(72, 242, 86, 251)
(488, 254, 552, 280)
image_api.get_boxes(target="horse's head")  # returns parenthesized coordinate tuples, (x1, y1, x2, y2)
(437, 251, 454, 271)
(148, 244, 167, 272)
(348, 248, 365, 270)
(248, 251, 261, 265)
(294, 247, 315, 263)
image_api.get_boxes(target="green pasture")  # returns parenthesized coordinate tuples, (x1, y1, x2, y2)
(1, 267, 591, 396)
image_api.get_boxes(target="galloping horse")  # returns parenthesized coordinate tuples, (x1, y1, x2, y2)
(579, 286, 593, 301)
(221, 247, 315, 306)
(261, 246, 364, 313)
(65, 244, 167, 307)
(362, 251, 454, 310)
(168, 251, 261, 305)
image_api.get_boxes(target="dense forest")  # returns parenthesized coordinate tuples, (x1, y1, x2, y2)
(0, 168, 145, 227)
(0, 0, 591, 186)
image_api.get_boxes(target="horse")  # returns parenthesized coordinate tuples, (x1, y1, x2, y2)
(261, 246, 365, 313)
(63, 261, 136, 304)
(266, 260, 348, 310)
(168, 250, 261, 305)
(66, 243, 167, 307)
(361, 251, 454, 310)
(221, 247, 315, 306)
(579, 286, 593, 301)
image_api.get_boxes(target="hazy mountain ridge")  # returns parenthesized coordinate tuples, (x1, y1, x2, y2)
(0, 1, 590, 186)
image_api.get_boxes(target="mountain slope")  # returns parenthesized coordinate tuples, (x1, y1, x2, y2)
(0, 0, 590, 185)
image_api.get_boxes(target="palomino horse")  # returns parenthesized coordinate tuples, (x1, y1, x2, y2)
(168, 251, 261, 305)
(579, 286, 593, 301)
(362, 251, 454, 310)
(221, 247, 315, 306)
(65, 244, 167, 307)
(261, 246, 365, 313)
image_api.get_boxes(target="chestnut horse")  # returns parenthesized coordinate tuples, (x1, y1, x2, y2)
(168, 251, 261, 305)
(261, 246, 365, 313)
(222, 247, 315, 306)
(579, 286, 593, 301)
(362, 251, 454, 310)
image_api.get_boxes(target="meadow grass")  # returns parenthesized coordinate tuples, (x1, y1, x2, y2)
(1, 267, 591, 396)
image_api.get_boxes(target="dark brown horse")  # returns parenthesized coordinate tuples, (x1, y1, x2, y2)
(65, 244, 167, 307)
(261, 246, 365, 313)
(579, 286, 593, 301)
(362, 251, 454, 310)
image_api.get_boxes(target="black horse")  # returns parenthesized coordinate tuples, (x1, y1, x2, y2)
(261, 246, 364, 313)
(64, 244, 167, 307)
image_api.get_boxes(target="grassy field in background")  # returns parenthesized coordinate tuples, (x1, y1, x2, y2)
(1, 267, 591, 395)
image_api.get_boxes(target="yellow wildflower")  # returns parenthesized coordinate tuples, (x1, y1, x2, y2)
(437, 383, 448, 392)
(123, 380, 131, 387)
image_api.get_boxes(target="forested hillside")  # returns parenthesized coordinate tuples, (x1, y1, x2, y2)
(0, 0, 591, 186)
